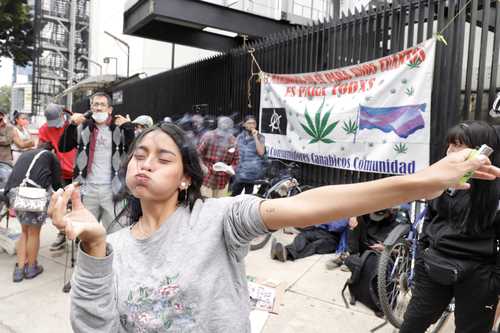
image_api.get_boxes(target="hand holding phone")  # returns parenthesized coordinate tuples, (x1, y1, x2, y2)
(459, 144, 494, 184)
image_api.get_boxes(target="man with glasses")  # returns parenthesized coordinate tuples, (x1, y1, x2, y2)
(59, 92, 135, 234)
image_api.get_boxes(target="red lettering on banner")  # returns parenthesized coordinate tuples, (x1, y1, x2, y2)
(285, 86, 296, 97)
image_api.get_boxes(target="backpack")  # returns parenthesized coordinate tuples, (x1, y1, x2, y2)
(341, 250, 383, 317)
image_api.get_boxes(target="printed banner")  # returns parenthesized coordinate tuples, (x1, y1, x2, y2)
(259, 38, 436, 175)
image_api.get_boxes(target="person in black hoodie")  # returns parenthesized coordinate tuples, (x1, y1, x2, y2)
(400, 121, 500, 333)
(5, 142, 62, 282)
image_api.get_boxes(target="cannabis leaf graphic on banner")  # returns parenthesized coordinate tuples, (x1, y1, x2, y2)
(394, 143, 409, 154)
(342, 118, 358, 135)
(300, 98, 339, 144)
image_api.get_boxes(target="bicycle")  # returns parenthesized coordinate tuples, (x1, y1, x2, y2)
(376, 201, 453, 332)
(249, 159, 307, 251)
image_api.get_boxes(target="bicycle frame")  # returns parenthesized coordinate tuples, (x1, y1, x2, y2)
(386, 206, 427, 289)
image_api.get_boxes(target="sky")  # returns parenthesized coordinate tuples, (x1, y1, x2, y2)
(0, 57, 13, 86)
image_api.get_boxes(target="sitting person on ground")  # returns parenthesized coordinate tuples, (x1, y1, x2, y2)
(48, 122, 499, 332)
(6, 142, 62, 282)
(325, 208, 402, 270)
(270, 219, 348, 262)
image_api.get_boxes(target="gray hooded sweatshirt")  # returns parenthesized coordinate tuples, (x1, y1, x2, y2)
(70, 195, 268, 333)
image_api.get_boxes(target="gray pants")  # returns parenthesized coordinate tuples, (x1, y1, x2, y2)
(81, 183, 122, 234)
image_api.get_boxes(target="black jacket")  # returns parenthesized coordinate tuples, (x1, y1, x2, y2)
(58, 117, 135, 181)
(422, 190, 500, 263)
(5, 149, 62, 194)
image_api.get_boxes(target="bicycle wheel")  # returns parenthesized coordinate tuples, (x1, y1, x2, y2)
(377, 240, 412, 328)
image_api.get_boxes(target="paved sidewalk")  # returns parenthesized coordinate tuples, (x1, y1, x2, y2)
(0, 219, 454, 333)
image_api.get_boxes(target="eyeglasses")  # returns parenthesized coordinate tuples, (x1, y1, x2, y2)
(91, 102, 109, 108)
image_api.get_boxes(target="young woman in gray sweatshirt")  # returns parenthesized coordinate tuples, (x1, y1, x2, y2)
(49, 122, 499, 333)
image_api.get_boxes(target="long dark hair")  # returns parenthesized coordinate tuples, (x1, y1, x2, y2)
(445, 120, 500, 234)
(118, 123, 204, 225)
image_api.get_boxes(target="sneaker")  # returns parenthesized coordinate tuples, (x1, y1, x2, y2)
(24, 263, 44, 279)
(340, 264, 351, 272)
(270, 238, 287, 262)
(50, 233, 66, 251)
(12, 264, 24, 282)
(325, 252, 349, 270)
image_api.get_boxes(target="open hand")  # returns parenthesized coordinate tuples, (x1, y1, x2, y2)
(114, 115, 130, 127)
(369, 242, 384, 252)
(49, 184, 106, 255)
(419, 149, 500, 199)
(70, 113, 86, 126)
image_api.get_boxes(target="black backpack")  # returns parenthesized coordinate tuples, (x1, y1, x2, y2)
(341, 250, 383, 317)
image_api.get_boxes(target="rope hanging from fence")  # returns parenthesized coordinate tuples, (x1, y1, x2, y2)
(247, 47, 264, 109)
(435, 0, 473, 45)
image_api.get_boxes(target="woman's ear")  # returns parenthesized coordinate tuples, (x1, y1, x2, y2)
(180, 176, 191, 190)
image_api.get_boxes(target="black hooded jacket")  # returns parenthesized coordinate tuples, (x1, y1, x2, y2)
(421, 190, 500, 263)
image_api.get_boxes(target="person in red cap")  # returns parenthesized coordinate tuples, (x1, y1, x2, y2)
(39, 103, 77, 251)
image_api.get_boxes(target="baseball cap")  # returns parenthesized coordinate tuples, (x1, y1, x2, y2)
(132, 115, 154, 128)
(44, 104, 65, 128)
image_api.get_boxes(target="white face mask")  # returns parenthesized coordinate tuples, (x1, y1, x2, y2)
(92, 112, 108, 123)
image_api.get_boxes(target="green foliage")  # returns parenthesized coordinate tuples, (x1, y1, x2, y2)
(393, 143, 408, 154)
(0, 0, 33, 66)
(0, 85, 11, 113)
(405, 87, 415, 96)
(342, 118, 358, 135)
(300, 98, 338, 144)
(407, 57, 422, 69)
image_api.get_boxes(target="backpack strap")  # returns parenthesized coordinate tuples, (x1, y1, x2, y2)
(20, 150, 46, 188)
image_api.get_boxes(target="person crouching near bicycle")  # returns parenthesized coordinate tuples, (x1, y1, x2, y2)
(400, 121, 500, 333)
(48, 122, 500, 332)
(325, 208, 402, 271)
(231, 115, 266, 196)
(5, 142, 62, 282)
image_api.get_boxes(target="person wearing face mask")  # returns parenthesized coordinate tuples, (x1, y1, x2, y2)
(197, 116, 239, 198)
(231, 115, 266, 196)
(0, 109, 15, 163)
(10, 111, 35, 164)
(132, 115, 154, 137)
(58, 92, 135, 234)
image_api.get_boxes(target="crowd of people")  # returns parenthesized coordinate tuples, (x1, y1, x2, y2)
(0, 91, 499, 332)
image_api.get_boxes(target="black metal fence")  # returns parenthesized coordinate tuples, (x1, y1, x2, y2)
(85, 0, 499, 187)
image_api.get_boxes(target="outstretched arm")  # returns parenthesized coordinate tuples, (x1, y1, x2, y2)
(260, 149, 499, 231)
